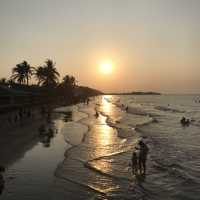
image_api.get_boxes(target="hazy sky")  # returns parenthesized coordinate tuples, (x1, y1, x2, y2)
(0, 0, 200, 93)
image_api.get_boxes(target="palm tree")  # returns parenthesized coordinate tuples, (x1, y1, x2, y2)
(60, 75, 76, 97)
(11, 61, 33, 85)
(34, 66, 46, 86)
(42, 59, 60, 87)
(62, 75, 76, 87)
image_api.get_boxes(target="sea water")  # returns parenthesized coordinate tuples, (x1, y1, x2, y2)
(1, 95, 200, 200)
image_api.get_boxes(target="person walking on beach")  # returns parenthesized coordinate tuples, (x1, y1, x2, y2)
(138, 141, 149, 174)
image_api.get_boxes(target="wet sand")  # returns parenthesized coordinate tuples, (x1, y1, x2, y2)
(0, 103, 91, 199)
(0, 115, 47, 167)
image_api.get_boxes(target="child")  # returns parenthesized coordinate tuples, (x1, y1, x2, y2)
(131, 151, 138, 174)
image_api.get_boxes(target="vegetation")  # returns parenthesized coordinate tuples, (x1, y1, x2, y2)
(35, 59, 60, 87)
(11, 61, 34, 85)
(1, 59, 73, 89)
(107, 91, 161, 95)
(0, 59, 102, 109)
(0, 78, 7, 85)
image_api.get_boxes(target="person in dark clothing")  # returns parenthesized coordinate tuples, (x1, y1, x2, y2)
(180, 117, 190, 126)
(138, 141, 149, 174)
(19, 108, 23, 120)
(180, 117, 186, 125)
(95, 111, 99, 118)
(86, 98, 90, 105)
(131, 151, 138, 174)
(0, 166, 5, 195)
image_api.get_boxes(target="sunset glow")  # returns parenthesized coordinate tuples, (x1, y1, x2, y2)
(99, 60, 113, 75)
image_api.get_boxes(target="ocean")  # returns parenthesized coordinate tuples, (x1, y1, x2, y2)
(1, 95, 200, 200)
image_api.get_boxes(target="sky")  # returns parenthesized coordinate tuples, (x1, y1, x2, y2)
(0, 0, 200, 93)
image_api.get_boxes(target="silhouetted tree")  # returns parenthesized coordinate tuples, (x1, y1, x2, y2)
(7, 79, 15, 86)
(62, 75, 76, 87)
(34, 66, 46, 86)
(0, 78, 7, 85)
(35, 59, 60, 87)
(11, 61, 33, 85)
(59, 75, 76, 99)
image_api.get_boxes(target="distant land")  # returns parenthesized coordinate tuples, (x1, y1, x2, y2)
(106, 91, 161, 95)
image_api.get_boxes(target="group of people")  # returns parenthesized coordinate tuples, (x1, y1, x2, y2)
(180, 117, 190, 126)
(2, 105, 52, 128)
(131, 140, 149, 175)
(7, 107, 33, 125)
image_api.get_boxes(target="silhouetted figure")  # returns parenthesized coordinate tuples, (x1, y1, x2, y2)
(95, 111, 99, 118)
(46, 108, 51, 123)
(87, 98, 90, 105)
(42, 136, 51, 148)
(138, 141, 149, 174)
(126, 106, 129, 112)
(0, 166, 5, 195)
(38, 124, 46, 135)
(180, 117, 190, 126)
(48, 128, 54, 137)
(180, 117, 186, 125)
(185, 119, 190, 126)
(27, 109, 31, 118)
(19, 108, 23, 120)
(41, 106, 46, 116)
(131, 151, 138, 174)
(14, 115, 18, 123)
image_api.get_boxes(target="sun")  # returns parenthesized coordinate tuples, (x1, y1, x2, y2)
(99, 60, 113, 74)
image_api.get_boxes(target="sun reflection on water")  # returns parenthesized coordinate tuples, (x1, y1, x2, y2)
(101, 96, 112, 115)
(91, 96, 116, 173)
(97, 96, 114, 146)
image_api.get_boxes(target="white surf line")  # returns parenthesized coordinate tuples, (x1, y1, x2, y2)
(84, 162, 132, 182)
(75, 103, 96, 144)
(69, 104, 91, 143)
(55, 102, 133, 192)
(103, 98, 160, 140)
(76, 104, 133, 166)
(79, 108, 135, 164)
(55, 104, 92, 171)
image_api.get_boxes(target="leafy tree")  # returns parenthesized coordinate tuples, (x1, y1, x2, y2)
(62, 75, 76, 87)
(35, 59, 60, 87)
(34, 66, 46, 86)
(11, 61, 33, 85)
(59, 75, 76, 98)
(0, 78, 7, 85)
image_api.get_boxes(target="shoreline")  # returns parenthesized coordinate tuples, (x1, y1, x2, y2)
(0, 99, 84, 169)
